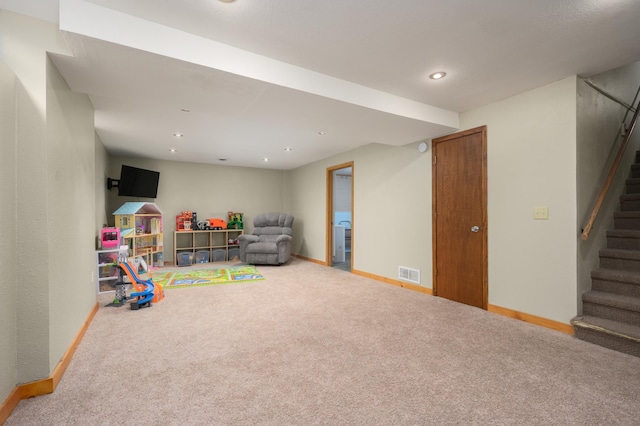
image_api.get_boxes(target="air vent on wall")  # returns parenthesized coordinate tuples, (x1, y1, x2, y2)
(398, 266, 420, 285)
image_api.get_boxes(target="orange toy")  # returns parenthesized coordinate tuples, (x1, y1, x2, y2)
(208, 218, 227, 229)
(118, 262, 165, 303)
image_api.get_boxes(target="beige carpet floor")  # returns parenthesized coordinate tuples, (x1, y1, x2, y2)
(7, 258, 640, 425)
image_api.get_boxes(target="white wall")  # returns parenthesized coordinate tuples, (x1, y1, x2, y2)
(95, 134, 110, 238)
(288, 142, 433, 285)
(0, 9, 97, 394)
(46, 56, 97, 371)
(0, 60, 18, 405)
(106, 157, 286, 262)
(577, 61, 640, 312)
(460, 76, 578, 323)
(1, 9, 67, 384)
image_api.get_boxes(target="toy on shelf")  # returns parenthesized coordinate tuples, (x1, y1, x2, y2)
(177, 211, 205, 231)
(176, 211, 193, 231)
(177, 210, 240, 230)
(208, 218, 227, 230)
(191, 212, 200, 230)
(227, 212, 244, 230)
(100, 227, 121, 249)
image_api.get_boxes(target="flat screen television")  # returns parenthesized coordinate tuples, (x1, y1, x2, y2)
(118, 165, 160, 198)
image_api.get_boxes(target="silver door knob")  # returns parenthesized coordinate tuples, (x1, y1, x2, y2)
(471, 226, 480, 233)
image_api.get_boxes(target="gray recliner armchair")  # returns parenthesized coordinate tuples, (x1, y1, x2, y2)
(238, 212, 294, 265)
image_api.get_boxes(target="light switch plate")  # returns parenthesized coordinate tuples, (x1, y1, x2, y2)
(533, 206, 549, 220)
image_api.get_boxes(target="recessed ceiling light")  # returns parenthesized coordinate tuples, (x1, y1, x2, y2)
(173, 133, 183, 137)
(429, 71, 447, 80)
(318, 131, 326, 135)
(263, 158, 269, 162)
(180, 108, 191, 113)
(169, 148, 177, 153)
(284, 147, 293, 151)
(219, 158, 227, 162)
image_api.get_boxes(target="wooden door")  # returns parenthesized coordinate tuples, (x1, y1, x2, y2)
(432, 126, 487, 309)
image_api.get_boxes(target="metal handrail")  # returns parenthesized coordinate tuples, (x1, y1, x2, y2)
(583, 79, 637, 113)
(581, 95, 640, 240)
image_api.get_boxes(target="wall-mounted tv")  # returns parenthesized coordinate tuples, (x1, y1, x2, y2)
(118, 165, 160, 198)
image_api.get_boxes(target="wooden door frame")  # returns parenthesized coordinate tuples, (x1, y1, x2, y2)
(326, 161, 354, 267)
(432, 126, 488, 309)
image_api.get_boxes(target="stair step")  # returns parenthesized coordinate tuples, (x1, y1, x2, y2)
(583, 290, 640, 311)
(582, 291, 640, 326)
(572, 315, 640, 341)
(591, 268, 640, 298)
(579, 154, 640, 358)
(599, 248, 640, 272)
(572, 315, 640, 357)
(607, 229, 640, 249)
(620, 193, 640, 211)
(626, 177, 640, 194)
(614, 211, 640, 230)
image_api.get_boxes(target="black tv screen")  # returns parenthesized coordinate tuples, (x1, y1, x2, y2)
(118, 165, 160, 198)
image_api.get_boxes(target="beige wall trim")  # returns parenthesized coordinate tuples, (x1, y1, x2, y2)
(0, 302, 99, 423)
(488, 304, 574, 335)
(353, 269, 433, 296)
(292, 253, 327, 266)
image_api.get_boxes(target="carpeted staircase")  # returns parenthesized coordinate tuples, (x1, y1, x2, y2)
(572, 155, 640, 357)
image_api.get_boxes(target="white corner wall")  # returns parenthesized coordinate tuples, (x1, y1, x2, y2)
(461, 76, 578, 323)
(95, 134, 110, 233)
(46, 56, 97, 371)
(1, 8, 61, 384)
(1, 9, 97, 390)
(0, 60, 18, 405)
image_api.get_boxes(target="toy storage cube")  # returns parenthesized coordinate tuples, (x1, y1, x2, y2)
(195, 250, 209, 263)
(228, 247, 239, 261)
(177, 251, 193, 266)
(194, 232, 209, 248)
(212, 249, 226, 262)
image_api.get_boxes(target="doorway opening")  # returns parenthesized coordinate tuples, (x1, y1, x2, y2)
(327, 162, 353, 271)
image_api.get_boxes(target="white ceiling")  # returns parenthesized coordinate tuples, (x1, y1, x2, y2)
(3, 0, 640, 170)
